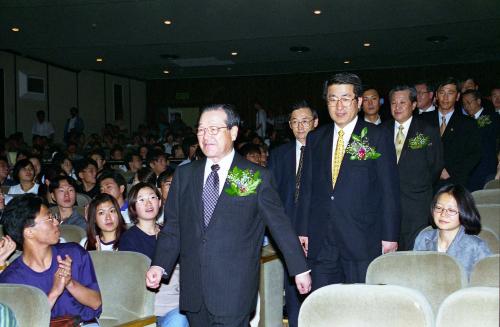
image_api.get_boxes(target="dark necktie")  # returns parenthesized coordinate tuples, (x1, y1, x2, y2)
(202, 164, 220, 228)
(294, 146, 305, 203)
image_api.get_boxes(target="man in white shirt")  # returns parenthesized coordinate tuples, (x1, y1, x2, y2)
(362, 88, 383, 125)
(32, 110, 55, 140)
(415, 81, 436, 114)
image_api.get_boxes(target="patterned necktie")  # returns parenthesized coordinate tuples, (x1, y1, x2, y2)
(332, 130, 344, 188)
(440, 115, 447, 136)
(202, 164, 220, 228)
(294, 145, 305, 203)
(395, 125, 405, 162)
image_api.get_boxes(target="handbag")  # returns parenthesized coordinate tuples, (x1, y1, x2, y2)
(50, 315, 81, 327)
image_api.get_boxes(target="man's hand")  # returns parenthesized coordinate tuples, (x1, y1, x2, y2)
(295, 272, 312, 295)
(298, 236, 308, 257)
(145, 266, 163, 289)
(440, 168, 450, 180)
(381, 241, 398, 254)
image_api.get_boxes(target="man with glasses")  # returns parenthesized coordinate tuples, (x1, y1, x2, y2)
(296, 73, 401, 290)
(268, 100, 318, 327)
(421, 77, 481, 188)
(415, 81, 436, 114)
(146, 104, 310, 327)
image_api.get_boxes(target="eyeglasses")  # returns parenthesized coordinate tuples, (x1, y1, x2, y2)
(433, 205, 459, 217)
(290, 119, 314, 128)
(196, 126, 229, 136)
(136, 195, 160, 204)
(34, 214, 58, 225)
(327, 96, 357, 107)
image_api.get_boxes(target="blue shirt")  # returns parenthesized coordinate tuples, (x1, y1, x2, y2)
(118, 225, 156, 260)
(0, 243, 101, 321)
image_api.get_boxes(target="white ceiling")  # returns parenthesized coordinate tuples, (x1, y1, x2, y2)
(1, 0, 499, 80)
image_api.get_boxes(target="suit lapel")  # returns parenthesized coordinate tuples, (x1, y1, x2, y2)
(442, 110, 458, 138)
(399, 118, 418, 163)
(321, 125, 335, 190)
(193, 159, 207, 232)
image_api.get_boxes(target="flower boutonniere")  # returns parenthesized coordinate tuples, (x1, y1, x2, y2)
(477, 115, 492, 128)
(408, 133, 432, 149)
(346, 127, 381, 160)
(224, 166, 262, 196)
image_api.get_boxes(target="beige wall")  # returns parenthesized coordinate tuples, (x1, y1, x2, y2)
(0, 50, 146, 143)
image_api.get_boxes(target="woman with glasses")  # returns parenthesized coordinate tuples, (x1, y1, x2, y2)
(413, 184, 491, 277)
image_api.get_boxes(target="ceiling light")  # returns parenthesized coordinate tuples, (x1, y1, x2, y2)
(290, 46, 310, 53)
(426, 35, 448, 44)
(363, 42, 371, 47)
(11, 27, 20, 32)
(313, 10, 322, 15)
(343, 60, 351, 64)
(231, 51, 238, 56)
(163, 70, 170, 74)
(163, 20, 172, 25)
(160, 54, 179, 60)
(96, 57, 103, 62)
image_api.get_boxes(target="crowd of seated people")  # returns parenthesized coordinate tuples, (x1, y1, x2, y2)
(0, 76, 498, 326)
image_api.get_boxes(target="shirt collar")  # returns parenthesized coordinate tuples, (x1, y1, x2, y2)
(335, 116, 358, 134)
(395, 116, 413, 131)
(206, 149, 235, 172)
(473, 108, 484, 119)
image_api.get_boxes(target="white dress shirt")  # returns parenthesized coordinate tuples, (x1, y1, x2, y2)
(295, 140, 305, 174)
(419, 104, 436, 115)
(364, 115, 381, 125)
(473, 108, 484, 119)
(394, 116, 413, 144)
(439, 110, 454, 126)
(204, 149, 235, 195)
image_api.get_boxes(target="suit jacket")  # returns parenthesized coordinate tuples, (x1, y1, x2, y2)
(268, 141, 300, 232)
(420, 110, 481, 187)
(296, 119, 401, 262)
(152, 153, 307, 316)
(382, 117, 443, 249)
(467, 110, 499, 191)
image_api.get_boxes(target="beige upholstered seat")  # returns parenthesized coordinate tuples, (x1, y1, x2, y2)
(479, 227, 499, 254)
(298, 284, 434, 327)
(472, 189, 500, 205)
(89, 251, 156, 327)
(365, 251, 467, 314)
(76, 192, 92, 206)
(484, 179, 500, 190)
(436, 287, 499, 327)
(59, 224, 87, 243)
(0, 283, 51, 327)
(258, 244, 284, 327)
(477, 204, 500, 237)
(469, 255, 499, 287)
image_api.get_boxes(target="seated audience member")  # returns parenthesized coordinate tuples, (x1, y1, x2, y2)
(98, 170, 130, 223)
(0, 235, 16, 273)
(125, 152, 143, 178)
(156, 170, 173, 225)
(75, 159, 100, 199)
(15, 150, 30, 163)
(139, 145, 149, 161)
(132, 167, 158, 186)
(8, 159, 40, 195)
(88, 150, 106, 179)
(119, 183, 187, 327)
(258, 144, 269, 167)
(414, 184, 491, 277)
(50, 176, 87, 230)
(171, 145, 185, 160)
(147, 149, 169, 178)
(39, 166, 67, 207)
(52, 153, 77, 180)
(82, 193, 126, 251)
(178, 136, 198, 166)
(0, 194, 102, 324)
(109, 146, 127, 172)
(28, 155, 43, 184)
(0, 156, 15, 187)
(239, 143, 262, 165)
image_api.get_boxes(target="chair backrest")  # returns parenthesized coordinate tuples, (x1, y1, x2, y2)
(89, 251, 155, 324)
(0, 224, 3, 237)
(479, 227, 499, 254)
(59, 224, 87, 243)
(469, 255, 499, 287)
(365, 251, 467, 314)
(298, 284, 434, 327)
(76, 192, 92, 207)
(477, 204, 500, 237)
(0, 283, 51, 327)
(436, 287, 499, 327)
(484, 179, 500, 190)
(472, 189, 500, 205)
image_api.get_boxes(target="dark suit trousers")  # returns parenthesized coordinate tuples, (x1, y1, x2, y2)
(185, 301, 250, 327)
(284, 270, 305, 327)
(309, 225, 371, 290)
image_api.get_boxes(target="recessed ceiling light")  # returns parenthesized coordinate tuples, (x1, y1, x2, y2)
(160, 54, 179, 60)
(343, 60, 351, 64)
(163, 70, 170, 74)
(163, 20, 172, 25)
(313, 10, 322, 15)
(426, 35, 448, 44)
(363, 42, 371, 47)
(11, 27, 20, 32)
(96, 57, 103, 62)
(290, 46, 310, 53)
(231, 51, 238, 56)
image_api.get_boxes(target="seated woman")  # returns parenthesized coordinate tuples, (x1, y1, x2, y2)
(119, 182, 187, 327)
(50, 175, 87, 230)
(414, 184, 492, 277)
(7, 159, 40, 195)
(82, 193, 126, 251)
(0, 194, 102, 325)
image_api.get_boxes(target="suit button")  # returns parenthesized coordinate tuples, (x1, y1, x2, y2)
(202, 238, 207, 243)
(331, 196, 334, 200)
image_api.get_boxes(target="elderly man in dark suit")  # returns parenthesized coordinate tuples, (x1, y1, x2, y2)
(268, 100, 318, 327)
(296, 73, 401, 289)
(420, 77, 481, 189)
(382, 85, 443, 250)
(146, 104, 311, 327)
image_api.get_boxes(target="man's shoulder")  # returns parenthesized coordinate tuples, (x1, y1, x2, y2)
(270, 141, 294, 156)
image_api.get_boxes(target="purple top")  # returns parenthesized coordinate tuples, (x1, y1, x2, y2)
(0, 242, 101, 321)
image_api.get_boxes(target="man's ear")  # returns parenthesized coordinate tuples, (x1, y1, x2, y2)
(230, 126, 239, 141)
